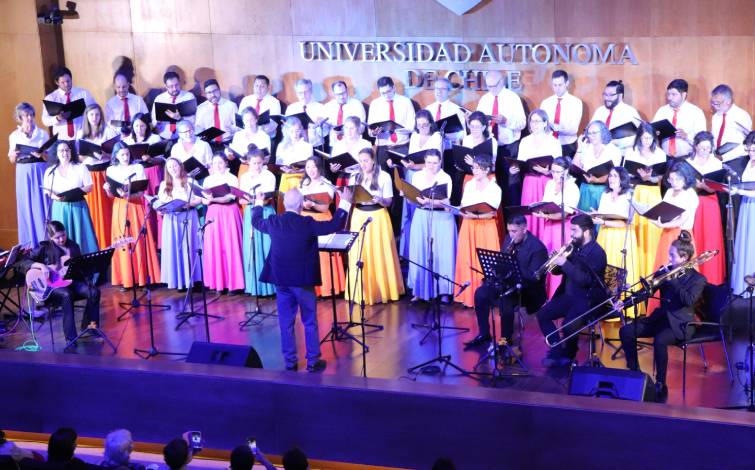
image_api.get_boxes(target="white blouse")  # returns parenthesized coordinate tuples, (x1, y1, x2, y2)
(579, 142, 622, 168)
(517, 133, 562, 161)
(408, 132, 443, 154)
(597, 192, 631, 218)
(623, 147, 667, 166)
(300, 178, 335, 198)
(411, 168, 453, 197)
(170, 138, 213, 167)
(9, 126, 49, 158)
(230, 128, 271, 156)
(203, 170, 239, 190)
(44, 163, 92, 194)
(106, 163, 146, 184)
(662, 187, 699, 230)
(541, 178, 580, 214)
(350, 171, 393, 199)
(239, 169, 276, 194)
(276, 139, 313, 166)
(460, 178, 502, 209)
(77, 127, 120, 166)
(157, 177, 199, 203)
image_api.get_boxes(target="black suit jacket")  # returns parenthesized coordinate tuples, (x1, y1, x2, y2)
(501, 233, 548, 312)
(553, 239, 608, 304)
(252, 206, 348, 287)
(656, 269, 706, 340)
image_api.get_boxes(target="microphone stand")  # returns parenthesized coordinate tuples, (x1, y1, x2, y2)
(724, 283, 755, 412)
(175, 216, 224, 336)
(408, 184, 469, 376)
(724, 172, 736, 282)
(118, 178, 170, 321)
(240, 194, 276, 329)
(559, 169, 566, 243)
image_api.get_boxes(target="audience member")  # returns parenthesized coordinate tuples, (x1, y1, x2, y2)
(162, 439, 190, 470)
(101, 429, 144, 470)
(281, 447, 309, 470)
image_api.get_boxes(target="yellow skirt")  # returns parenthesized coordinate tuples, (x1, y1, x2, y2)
(111, 197, 161, 288)
(345, 207, 404, 305)
(454, 218, 499, 308)
(633, 184, 663, 280)
(304, 210, 346, 297)
(278, 172, 303, 213)
(597, 224, 641, 318)
(85, 169, 112, 250)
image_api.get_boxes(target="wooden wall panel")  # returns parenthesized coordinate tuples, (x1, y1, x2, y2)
(554, 0, 653, 38)
(209, 0, 293, 36)
(0, 0, 45, 247)
(60, 0, 132, 33)
(131, 33, 215, 95)
(650, 0, 755, 37)
(129, 0, 211, 34)
(375, 0, 464, 37)
(60, 32, 136, 105)
(291, 0, 376, 38)
(463, 0, 556, 38)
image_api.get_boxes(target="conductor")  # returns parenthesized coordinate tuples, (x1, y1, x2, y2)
(252, 186, 352, 372)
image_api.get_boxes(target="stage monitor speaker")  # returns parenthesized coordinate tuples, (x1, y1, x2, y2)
(186, 342, 263, 369)
(569, 366, 654, 402)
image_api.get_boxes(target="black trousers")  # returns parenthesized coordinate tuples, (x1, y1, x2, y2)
(619, 312, 686, 384)
(474, 284, 518, 343)
(47, 280, 100, 341)
(535, 293, 591, 358)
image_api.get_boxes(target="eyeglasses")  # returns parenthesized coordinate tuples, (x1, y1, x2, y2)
(602, 92, 618, 98)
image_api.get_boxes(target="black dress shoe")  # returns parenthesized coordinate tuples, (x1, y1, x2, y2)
(307, 359, 327, 373)
(285, 363, 298, 372)
(655, 382, 668, 402)
(463, 334, 492, 349)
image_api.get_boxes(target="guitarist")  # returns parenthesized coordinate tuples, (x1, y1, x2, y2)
(18, 220, 101, 344)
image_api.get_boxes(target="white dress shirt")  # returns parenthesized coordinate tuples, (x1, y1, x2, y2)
(350, 170, 393, 199)
(591, 101, 641, 154)
(151, 90, 197, 139)
(368, 95, 415, 147)
(41, 87, 97, 141)
(195, 97, 239, 142)
(424, 99, 467, 144)
(652, 101, 707, 157)
(711, 103, 753, 162)
(322, 97, 366, 142)
(104, 93, 148, 130)
(238, 93, 281, 137)
(540, 92, 583, 145)
(229, 129, 271, 156)
(239, 169, 276, 194)
(286, 100, 327, 147)
(476, 88, 526, 145)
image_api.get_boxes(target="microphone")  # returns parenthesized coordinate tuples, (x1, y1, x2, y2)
(126, 172, 137, 181)
(360, 217, 373, 231)
(502, 283, 522, 297)
(199, 219, 214, 231)
(455, 281, 471, 297)
(722, 163, 739, 179)
(251, 183, 261, 192)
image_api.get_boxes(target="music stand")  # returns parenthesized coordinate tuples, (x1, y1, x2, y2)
(319, 231, 363, 347)
(468, 248, 529, 383)
(62, 248, 117, 353)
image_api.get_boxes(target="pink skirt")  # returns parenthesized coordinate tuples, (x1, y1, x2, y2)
(522, 173, 551, 239)
(541, 217, 571, 299)
(144, 164, 164, 248)
(203, 203, 245, 291)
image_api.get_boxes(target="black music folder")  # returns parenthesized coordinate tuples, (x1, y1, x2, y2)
(43, 98, 86, 119)
(154, 100, 198, 122)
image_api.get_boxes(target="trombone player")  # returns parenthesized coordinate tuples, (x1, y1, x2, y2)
(537, 214, 607, 367)
(618, 231, 706, 401)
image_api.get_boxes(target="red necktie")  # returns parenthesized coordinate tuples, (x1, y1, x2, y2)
(388, 100, 397, 143)
(122, 96, 130, 123)
(213, 103, 222, 142)
(65, 92, 74, 138)
(669, 109, 678, 156)
(716, 112, 726, 149)
(553, 98, 562, 139)
(336, 104, 344, 141)
(605, 108, 613, 129)
(255, 97, 261, 115)
(435, 103, 442, 122)
(169, 95, 177, 134)
(491, 95, 499, 139)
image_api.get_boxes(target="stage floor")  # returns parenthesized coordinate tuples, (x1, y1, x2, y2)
(0, 285, 750, 409)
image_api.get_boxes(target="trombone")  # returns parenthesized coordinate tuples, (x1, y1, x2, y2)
(544, 249, 719, 348)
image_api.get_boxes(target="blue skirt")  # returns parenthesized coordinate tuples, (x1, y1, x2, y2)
(407, 208, 458, 299)
(731, 196, 755, 297)
(577, 183, 606, 212)
(16, 162, 49, 247)
(243, 205, 276, 296)
(50, 200, 99, 254)
(399, 168, 418, 259)
(160, 209, 201, 289)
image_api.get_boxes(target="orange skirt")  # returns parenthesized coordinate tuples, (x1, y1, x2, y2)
(85, 169, 112, 250)
(111, 197, 161, 288)
(304, 210, 346, 297)
(454, 218, 499, 307)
